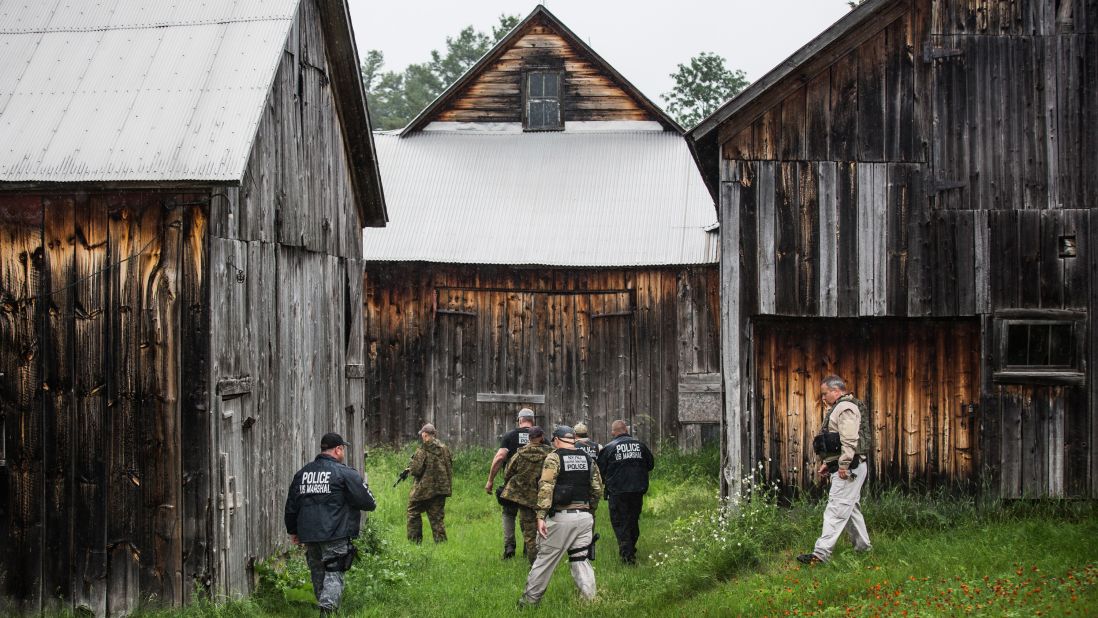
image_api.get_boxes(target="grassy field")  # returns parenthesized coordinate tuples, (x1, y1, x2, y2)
(146, 446, 1098, 617)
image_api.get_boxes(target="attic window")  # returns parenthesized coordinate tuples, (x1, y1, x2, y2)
(525, 71, 563, 131)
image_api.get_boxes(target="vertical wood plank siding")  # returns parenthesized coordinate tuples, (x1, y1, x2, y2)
(364, 265, 720, 449)
(0, 193, 204, 614)
(713, 0, 1097, 494)
(0, 0, 371, 610)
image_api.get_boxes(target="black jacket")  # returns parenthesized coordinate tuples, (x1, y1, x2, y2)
(596, 433, 655, 496)
(285, 454, 377, 543)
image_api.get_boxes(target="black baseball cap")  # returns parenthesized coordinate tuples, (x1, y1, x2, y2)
(321, 432, 351, 450)
(528, 426, 544, 438)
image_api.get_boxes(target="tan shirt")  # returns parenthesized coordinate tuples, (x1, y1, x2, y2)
(824, 401, 861, 469)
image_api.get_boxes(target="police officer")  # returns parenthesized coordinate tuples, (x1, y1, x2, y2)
(596, 419, 654, 564)
(797, 375, 872, 564)
(405, 423, 453, 543)
(500, 426, 551, 563)
(485, 408, 535, 558)
(519, 426, 603, 607)
(285, 432, 377, 614)
(573, 422, 601, 460)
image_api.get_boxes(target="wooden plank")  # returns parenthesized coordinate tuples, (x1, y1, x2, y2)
(475, 392, 546, 404)
(818, 162, 839, 316)
(774, 163, 799, 314)
(179, 202, 210, 603)
(857, 163, 888, 315)
(72, 197, 109, 615)
(886, 165, 909, 316)
(953, 210, 976, 315)
(753, 107, 779, 160)
(804, 71, 831, 160)
(106, 197, 144, 615)
(42, 196, 75, 612)
(829, 50, 859, 161)
(779, 86, 806, 160)
(836, 162, 859, 316)
(736, 162, 759, 317)
(719, 162, 744, 497)
(0, 196, 44, 613)
(973, 209, 990, 314)
(797, 162, 820, 316)
(756, 162, 776, 315)
(857, 29, 887, 161)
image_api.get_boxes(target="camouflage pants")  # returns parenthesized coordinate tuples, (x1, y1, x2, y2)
(407, 496, 447, 543)
(517, 506, 539, 562)
(305, 539, 352, 611)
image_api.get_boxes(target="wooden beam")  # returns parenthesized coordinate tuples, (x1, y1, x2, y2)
(719, 156, 744, 501)
(475, 392, 547, 404)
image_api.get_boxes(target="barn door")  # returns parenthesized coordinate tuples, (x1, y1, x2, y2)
(585, 292, 635, 439)
(430, 289, 479, 446)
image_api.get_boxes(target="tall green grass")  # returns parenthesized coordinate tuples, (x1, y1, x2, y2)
(129, 446, 1096, 617)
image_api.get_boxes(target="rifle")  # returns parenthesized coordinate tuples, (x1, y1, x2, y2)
(393, 468, 410, 488)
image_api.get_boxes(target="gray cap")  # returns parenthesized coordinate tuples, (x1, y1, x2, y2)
(419, 423, 436, 435)
(573, 422, 588, 437)
(517, 408, 535, 420)
(552, 425, 576, 440)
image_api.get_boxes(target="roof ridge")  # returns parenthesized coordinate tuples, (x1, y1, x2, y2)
(0, 15, 293, 35)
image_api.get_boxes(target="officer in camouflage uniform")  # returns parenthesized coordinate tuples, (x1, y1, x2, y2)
(405, 423, 453, 543)
(519, 426, 604, 607)
(501, 426, 552, 563)
(797, 375, 873, 564)
(285, 432, 376, 614)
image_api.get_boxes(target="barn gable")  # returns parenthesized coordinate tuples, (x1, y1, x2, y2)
(402, 5, 680, 133)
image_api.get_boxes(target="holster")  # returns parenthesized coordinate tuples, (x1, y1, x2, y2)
(825, 454, 862, 475)
(568, 533, 599, 563)
(323, 544, 358, 572)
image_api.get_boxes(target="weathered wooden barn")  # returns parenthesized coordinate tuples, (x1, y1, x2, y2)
(0, 0, 385, 614)
(362, 6, 720, 449)
(689, 0, 1097, 498)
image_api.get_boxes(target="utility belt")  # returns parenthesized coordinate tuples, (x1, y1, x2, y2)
(548, 506, 589, 518)
(825, 454, 863, 475)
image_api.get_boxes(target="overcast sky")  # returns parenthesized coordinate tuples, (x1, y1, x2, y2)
(347, 1, 853, 106)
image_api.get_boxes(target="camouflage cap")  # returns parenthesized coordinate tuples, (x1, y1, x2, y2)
(573, 422, 588, 437)
(552, 425, 576, 440)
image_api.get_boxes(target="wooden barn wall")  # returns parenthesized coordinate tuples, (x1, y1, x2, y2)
(753, 319, 981, 491)
(363, 264, 719, 450)
(208, 0, 361, 260)
(0, 192, 207, 615)
(202, 0, 367, 601)
(433, 17, 655, 124)
(715, 0, 1097, 497)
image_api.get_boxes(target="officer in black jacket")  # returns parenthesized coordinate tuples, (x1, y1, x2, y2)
(285, 432, 377, 614)
(596, 420, 654, 564)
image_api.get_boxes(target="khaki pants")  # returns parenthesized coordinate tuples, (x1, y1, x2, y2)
(521, 510, 596, 604)
(812, 463, 871, 561)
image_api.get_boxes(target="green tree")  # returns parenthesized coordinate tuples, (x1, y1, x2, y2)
(661, 52, 749, 129)
(363, 14, 521, 130)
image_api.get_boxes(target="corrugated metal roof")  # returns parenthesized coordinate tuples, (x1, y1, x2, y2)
(0, 0, 298, 182)
(361, 129, 718, 267)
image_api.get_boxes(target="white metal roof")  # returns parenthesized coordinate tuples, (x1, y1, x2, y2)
(0, 0, 298, 183)
(361, 127, 718, 267)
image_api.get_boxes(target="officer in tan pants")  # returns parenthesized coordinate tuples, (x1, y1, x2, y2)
(798, 375, 872, 564)
(519, 426, 604, 607)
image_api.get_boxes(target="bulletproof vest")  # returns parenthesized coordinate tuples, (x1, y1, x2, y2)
(823, 394, 872, 455)
(552, 448, 593, 507)
(576, 438, 599, 459)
